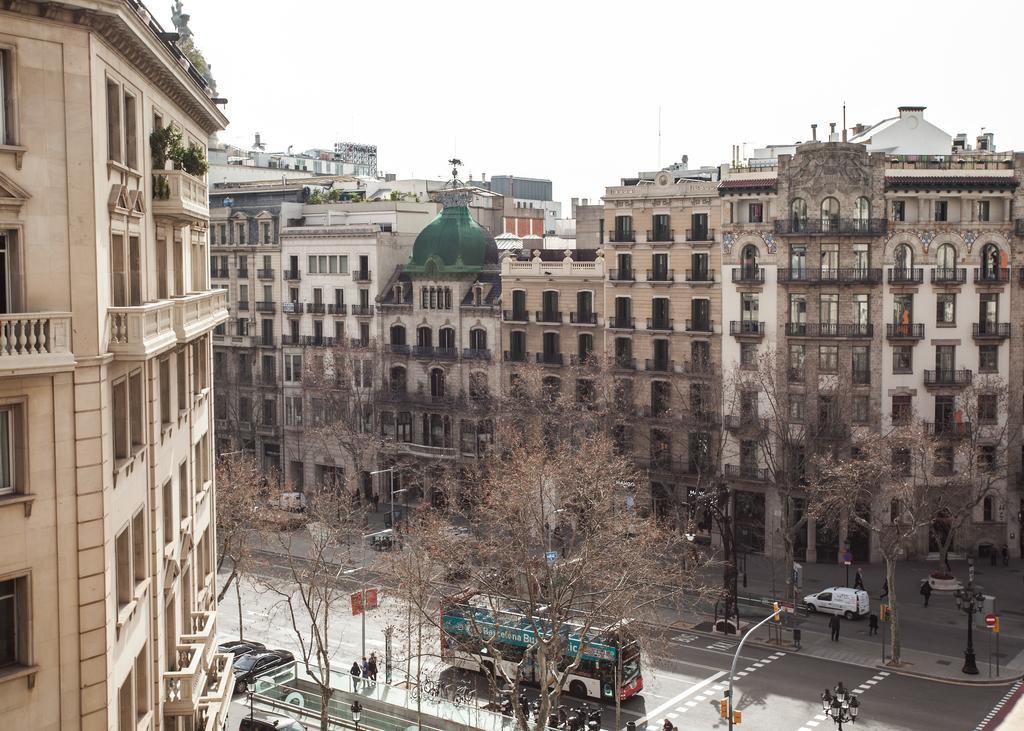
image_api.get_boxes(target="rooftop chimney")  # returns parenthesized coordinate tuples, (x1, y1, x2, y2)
(811, 124, 818, 142)
(898, 105, 926, 118)
(953, 133, 968, 152)
(851, 123, 867, 136)
(829, 122, 838, 142)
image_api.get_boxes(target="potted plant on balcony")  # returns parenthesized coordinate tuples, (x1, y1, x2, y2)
(150, 123, 183, 170)
(178, 143, 209, 177)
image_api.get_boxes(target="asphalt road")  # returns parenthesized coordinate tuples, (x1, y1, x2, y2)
(221, 557, 1018, 730)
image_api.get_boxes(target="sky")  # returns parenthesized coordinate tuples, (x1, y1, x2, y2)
(156, 0, 1023, 212)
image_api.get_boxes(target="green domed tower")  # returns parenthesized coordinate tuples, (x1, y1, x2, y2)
(405, 190, 499, 276)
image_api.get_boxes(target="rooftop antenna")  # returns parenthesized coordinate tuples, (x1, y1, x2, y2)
(842, 101, 848, 142)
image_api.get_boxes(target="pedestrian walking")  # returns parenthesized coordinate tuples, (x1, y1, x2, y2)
(868, 614, 879, 636)
(368, 653, 378, 682)
(372, 492, 380, 513)
(350, 660, 362, 690)
(361, 656, 369, 679)
(854, 568, 865, 591)
(662, 719, 677, 731)
(829, 614, 841, 642)
(920, 580, 932, 607)
(880, 578, 889, 600)
(1002, 544, 1010, 566)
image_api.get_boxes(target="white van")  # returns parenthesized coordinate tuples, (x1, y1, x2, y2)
(803, 587, 870, 619)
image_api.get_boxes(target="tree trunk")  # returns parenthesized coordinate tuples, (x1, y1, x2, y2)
(781, 527, 797, 609)
(886, 556, 900, 665)
(236, 576, 244, 641)
(320, 684, 333, 731)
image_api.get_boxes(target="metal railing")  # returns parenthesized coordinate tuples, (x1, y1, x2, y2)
(535, 352, 564, 365)
(730, 321, 765, 336)
(647, 229, 675, 242)
(686, 269, 716, 283)
(785, 322, 873, 337)
(886, 323, 924, 339)
(254, 301, 275, 312)
(973, 322, 1011, 338)
(501, 310, 529, 322)
(503, 350, 528, 362)
(685, 319, 714, 332)
(931, 267, 966, 284)
(570, 311, 597, 324)
(462, 348, 491, 360)
(645, 358, 675, 373)
(686, 229, 715, 242)
(609, 316, 635, 329)
(534, 310, 563, 323)
(609, 268, 635, 281)
(646, 269, 675, 282)
(888, 267, 924, 284)
(774, 218, 887, 235)
(328, 303, 347, 314)
(210, 268, 227, 278)
(257, 268, 274, 279)
(732, 267, 765, 284)
(924, 420, 973, 438)
(305, 303, 326, 314)
(924, 369, 973, 386)
(647, 318, 674, 331)
(975, 267, 1010, 283)
(284, 269, 301, 280)
(608, 231, 635, 243)
(725, 464, 769, 481)
(351, 305, 374, 316)
(353, 270, 373, 282)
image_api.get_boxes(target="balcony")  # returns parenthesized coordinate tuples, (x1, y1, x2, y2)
(975, 267, 1010, 285)
(284, 269, 301, 280)
(502, 310, 529, 322)
(237, 300, 250, 311)
(282, 301, 303, 315)
(108, 302, 176, 358)
(774, 218, 886, 235)
(924, 420, 973, 439)
(254, 301, 275, 313)
(173, 290, 229, 343)
(730, 321, 765, 337)
(306, 303, 326, 314)
(256, 268, 274, 280)
(163, 612, 217, 716)
(609, 316, 635, 330)
(646, 269, 675, 283)
(732, 267, 765, 284)
(685, 269, 716, 283)
(0, 312, 75, 373)
(931, 267, 967, 284)
(685, 319, 714, 333)
(638, 404, 673, 419)
(646, 318, 674, 332)
(679, 360, 714, 377)
(435, 347, 459, 359)
(570, 311, 597, 325)
(327, 303, 347, 315)
(210, 268, 227, 278)
(152, 170, 208, 222)
(608, 231, 635, 243)
(814, 421, 849, 440)
(388, 441, 457, 459)
(237, 268, 249, 278)
(351, 305, 374, 316)
(536, 352, 564, 365)
(463, 348, 492, 360)
(257, 337, 277, 348)
(353, 270, 372, 282)
(886, 323, 925, 340)
(387, 343, 410, 355)
(725, 463, 769, 482)
(646, 229, 675, 243)
(724, 414, 768, 433)
(887, 267, 924, 285)
(300, 336, 337, 347)
(924, 369, 973, 387)
(503, 350, 528, 363)
(645, 359, 675, 373)
(973, 322, 1011, 339)
(686, 229, 715, 242)
(613, 357, 636, 371)
(779, 268, 882, 284)
(197, 653, 235, 731)
(784, 323, 873, 338)
(413, 345, 434, 357)
(609, 268, 635, 282)
(535, 310, 564, 323)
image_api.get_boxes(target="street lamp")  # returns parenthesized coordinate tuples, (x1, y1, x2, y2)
(953, 558, 985, 675)
(346, 529, 394, 659)
(351, 700, 362, 728)
(821, 682, 860, 729)
(370, 467, 406, 531)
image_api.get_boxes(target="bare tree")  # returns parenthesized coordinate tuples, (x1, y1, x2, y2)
(256, 484, 365, 730)
(214, 452, 267, 637)
(386, 364, 708, 731)
(806, 427, 932, 665)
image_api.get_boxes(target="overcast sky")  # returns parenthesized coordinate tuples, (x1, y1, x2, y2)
(156, 0, 1022, 212)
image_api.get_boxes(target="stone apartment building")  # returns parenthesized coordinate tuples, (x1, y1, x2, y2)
(0, 1, 230, 730)
(720, 126, 1024, 562)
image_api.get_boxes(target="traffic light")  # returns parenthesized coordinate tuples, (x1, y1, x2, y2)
(993, 617, 1001, 633)
(773, 601, 781, 622)
(879, 604, 889, 621)
(720, 699, 729, 718)
(733, 710, 743, 724)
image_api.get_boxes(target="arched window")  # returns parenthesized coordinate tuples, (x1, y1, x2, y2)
(936, 243, 958, 282)
(741, 244, 759, 280)
(791, 198, 807, 232)
(820, 197, 840, 232)
(981, 243, 1003, 279)
(438, 327, 455, 350)
(389, 324, 406, 346)
(469, 328, 487, 351)
(894, 243, 913, 271)
(389, 366, 406, 394)
(429, 368, 445, 398)
(416, 326, 432, 348)
(854, 197, 871, 230)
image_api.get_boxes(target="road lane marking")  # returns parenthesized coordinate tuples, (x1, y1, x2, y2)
(632, 670, 727, 727)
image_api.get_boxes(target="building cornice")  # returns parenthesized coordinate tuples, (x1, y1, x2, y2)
(2, 0, 228, 134)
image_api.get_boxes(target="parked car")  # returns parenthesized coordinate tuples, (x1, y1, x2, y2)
(803, 587, 870, 619)
(233, 649, 295, 694)
(217, 639, 266, 658)
(278, 491, 307, 512)
(239, 709, 306, 730)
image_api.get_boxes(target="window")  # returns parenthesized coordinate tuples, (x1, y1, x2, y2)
(819, 293, 838, 326)
(789, 399, 804, 421)
(110, 233, 142, 307)
(236, 317, 249, 337)
(936, 293, 955, 325)
(892, 346, 912, 374)
(820, 197, 839, 230)
(934, 446, 954, 476)
(977, 200, 990, 223)
(891, 394, 912, 425)
(979, 344, 998, 373)
(191, 337, 208, 394)
(820, 243, 838, 275)
(262, 398, 276, 427)
(0, 575, 29, 669)
(284, 353, 302, 383)
(852, 396, 869, 424)
(106, 80, 121, 163)
(893, 293, 913, 328)
(740, 342, 757, 368)
(983, 495, 994, 522)
(285, 396, 303, 427)
(176, 349, 187, 410)
(854, 196, 870, 228)
(894, 243, 913, 271)
(934, 200, 948, 222)
(853, 294, 869, 328)
(852, 346, 870, 384)
(818, 345, 838, 373)
(0, 49, 14, 145)
(981, 243, 1003, 278)
(892, 448, 911, 477)
(791, 198, 807, 231)
(891, 200, 906, 222)
(978, 394, 998, 424)
(789, 343, 805, 380)
(112, 370, 144, 463)
(162, 480, 174, 546)
(0, 407, 19, 497)
(748, 202, 763, 223)
(159, 358, 171, 426)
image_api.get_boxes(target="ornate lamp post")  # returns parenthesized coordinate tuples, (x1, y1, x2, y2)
(821, 682, 860, 729)
(953, 558, 985, 675)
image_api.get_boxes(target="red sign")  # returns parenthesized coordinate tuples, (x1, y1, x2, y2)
(351, 591, 364, 616)
(985, 613, 997, 627)
(365, 588, 379, 611)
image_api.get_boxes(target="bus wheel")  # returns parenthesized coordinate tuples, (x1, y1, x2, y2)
(569, 680, 588, 699)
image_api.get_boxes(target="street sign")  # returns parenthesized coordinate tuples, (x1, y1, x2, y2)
(842, 550, 853, 565)
(733, 709, 743, 724)
(781, 600, 796, 614)
(366, 588, 379, 610)
(545, 551, 557, 563)
(985, 613, 997, 628)
(351, 591, 363, 616)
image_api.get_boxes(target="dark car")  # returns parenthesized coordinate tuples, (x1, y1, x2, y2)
(239, 710, 306, 730)
(233, 649, 295, 693)
(217, 639, 266, 658)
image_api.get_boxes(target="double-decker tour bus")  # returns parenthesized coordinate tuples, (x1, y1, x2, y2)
(440, 589, 643, 701)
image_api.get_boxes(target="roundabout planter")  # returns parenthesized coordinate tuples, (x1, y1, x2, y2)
(926, 572, 961, 591)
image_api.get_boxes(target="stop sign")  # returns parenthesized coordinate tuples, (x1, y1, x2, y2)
(985, 613, 997, 627)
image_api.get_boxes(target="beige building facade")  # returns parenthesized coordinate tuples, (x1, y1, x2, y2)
(1, 2, 230, 729)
